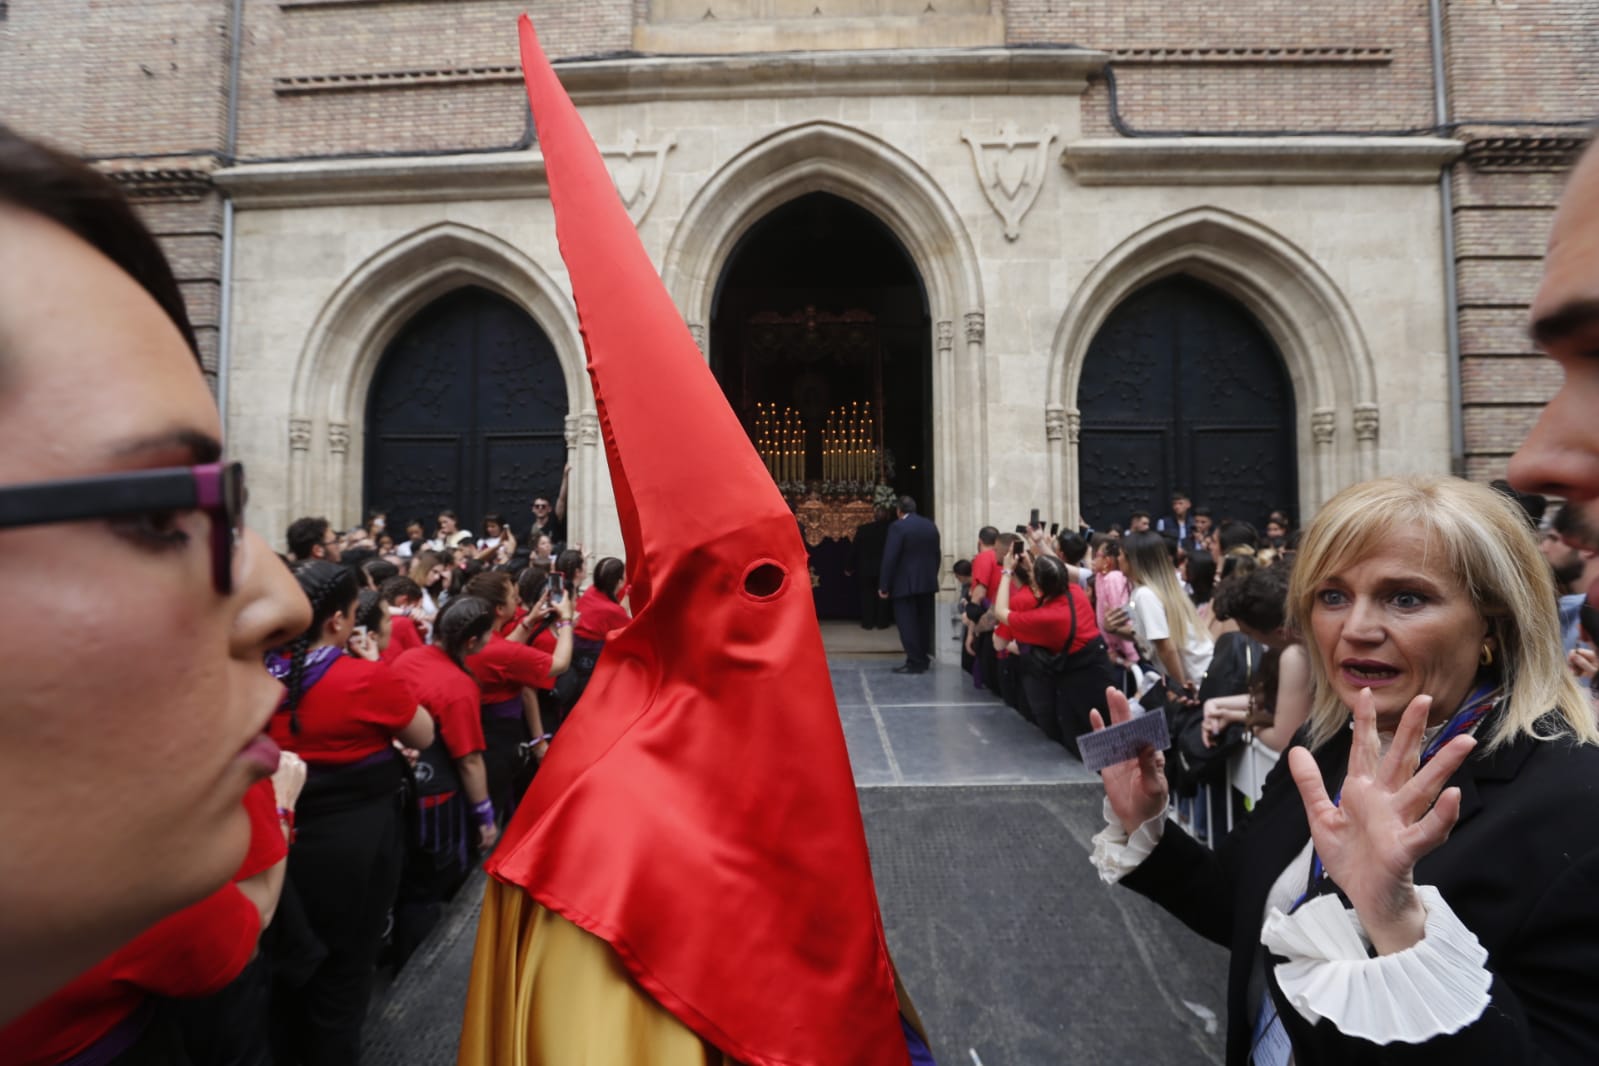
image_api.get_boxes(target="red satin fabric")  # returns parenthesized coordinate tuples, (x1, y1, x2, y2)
(483, 18, 908, 1066)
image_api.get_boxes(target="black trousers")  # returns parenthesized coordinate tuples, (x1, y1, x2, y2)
(274, 760, 405, 1066)
(1020, 650, 1117, 758)
(892, 593, 935, 669)
(858, 581, 894, 629)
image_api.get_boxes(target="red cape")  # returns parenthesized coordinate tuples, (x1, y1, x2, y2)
(484, 17, 909, 1066)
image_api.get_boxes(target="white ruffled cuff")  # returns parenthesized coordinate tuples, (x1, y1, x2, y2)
(1089, 796, 1167, 884)
(1260, 884, 1492, 1044)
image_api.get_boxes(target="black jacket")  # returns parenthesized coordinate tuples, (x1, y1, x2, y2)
(1122, 712, 1599, 1065)
(878, 513, 941, 598)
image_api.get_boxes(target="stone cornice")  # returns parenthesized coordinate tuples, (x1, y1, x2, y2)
(1062, 137, 1463, 186)
(213, 151, 546, 208)
(553, 47, 1108, 106)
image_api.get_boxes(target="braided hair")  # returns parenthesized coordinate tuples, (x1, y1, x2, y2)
(354, 588, 386, 631)
(433, 595, 495, 675)
(281, 560, 359, 733)
(554, 547, 584, 589)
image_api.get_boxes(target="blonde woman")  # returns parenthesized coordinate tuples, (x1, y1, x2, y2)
(1091, 476, 1599, 1064)
(1111, 530, 1214, 703)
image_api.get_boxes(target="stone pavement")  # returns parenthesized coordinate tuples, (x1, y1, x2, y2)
(365, 658, 1227, 1065)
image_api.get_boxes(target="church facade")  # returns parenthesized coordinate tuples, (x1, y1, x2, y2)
(2, 1, 1591, 573)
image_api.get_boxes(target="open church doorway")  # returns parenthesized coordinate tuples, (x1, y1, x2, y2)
(709, 192, 933, 621)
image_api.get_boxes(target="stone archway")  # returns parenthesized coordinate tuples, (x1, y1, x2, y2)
(662, 120, 985, 582)
(1045, 206, 1379, 524)
(286, 222, 599, 544)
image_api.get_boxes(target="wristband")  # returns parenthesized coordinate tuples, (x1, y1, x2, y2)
(554, 620, 573, 631)
(277, 807, 296, 843)
(472, 797, 496, 829)
(532, 733, 553, 745)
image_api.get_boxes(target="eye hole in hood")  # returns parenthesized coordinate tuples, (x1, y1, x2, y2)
(742, 560, 787, 601)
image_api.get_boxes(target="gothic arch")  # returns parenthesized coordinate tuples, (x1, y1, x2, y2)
(1044, 206, 1379, 521)
(286, 222, 592, 536)
(662, 121, 986, 576)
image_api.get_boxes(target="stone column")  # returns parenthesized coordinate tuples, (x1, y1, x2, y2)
(1353, 403, 1380, 482)
(933, 319, 957, 581)
(327, 421, 351, 526)
(1310, 407, 1337, 510)
(1065, 408, 1082, 528)
(960, 310, 987, 584)
(1045, 404, 1066, 530)
(288, 417, 312, 526)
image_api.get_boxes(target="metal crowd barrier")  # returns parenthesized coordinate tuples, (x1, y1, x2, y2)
(1173, 735, 1281, 849)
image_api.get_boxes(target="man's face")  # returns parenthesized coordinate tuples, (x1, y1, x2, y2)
(533, 499, 551, 523)
(1172, 497, 1190, 519)
(1509, 145, 1599, 522)
(1193, 514, 1212, 537)
(1542, 529, 1586, 586)
(1130, 515, 1150, 533)
(316, 529, 340, 562)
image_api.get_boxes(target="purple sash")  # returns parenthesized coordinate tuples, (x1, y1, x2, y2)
(481, 697, 524, 721)
(58, 1001, 153, 1066)
(266, 645, 343, 704)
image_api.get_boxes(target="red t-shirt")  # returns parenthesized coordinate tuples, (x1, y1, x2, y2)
(497, 606, 529, 639)
(391, 645, 486, 759)
(381, 614, 424, 663)
(2, 785, 282, 1064)
(574, 586, 630, 641)
(468, 634, 556, 701)
(267, 655, 417, 764)
(970, 549, 999, 601)
(1006, 586, 1101, 654)
(993, 585, 1037, 648)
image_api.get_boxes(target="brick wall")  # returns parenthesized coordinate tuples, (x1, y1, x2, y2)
(1444, 0, 1597, 482)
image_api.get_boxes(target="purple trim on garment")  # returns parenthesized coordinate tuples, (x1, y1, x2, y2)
(265, 644, 343, 694)
(902, 1015, 937, 1065)
(57, 1001, 154, 1066)
(305, 748, 395, 776)
(481, 697, 524, 721)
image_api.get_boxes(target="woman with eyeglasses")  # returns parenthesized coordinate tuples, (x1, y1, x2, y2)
(266, 560, 434, 1064)
(0, 129, 311, 1028)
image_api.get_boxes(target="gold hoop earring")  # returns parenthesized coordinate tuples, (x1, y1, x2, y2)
(1480, 643, 1494, 668)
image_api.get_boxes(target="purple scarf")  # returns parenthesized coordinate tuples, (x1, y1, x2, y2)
(267, 644, 343, 705)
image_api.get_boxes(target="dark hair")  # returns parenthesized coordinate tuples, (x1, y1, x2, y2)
(517, 562, 551, 606)
(354, 589, 386, 631)
(0, 127, 199, 358)
(463, 570, 514, 609)
(1266, 510, 1292, 530)
(1057, 531, 1088, 566)
(439, 509, 460, 522)
(1249, 646, 1286, 727)
(952, 558, 973, 578)
(432, 596, 495, 673)
(457, 557, 488, 584)
(1212, 562, 1290, 633)
(379, 575, 422, 604)
(1490, 479, 1546, 531)
(1129, 510, 1151, 523)
(1193, 506, 1212, 520)
(341, 546, 378, 576)
(1217, 520, 1260, 555)
(1553, 504, 1599, 550)
(1171, 490, 1190, 503)
(286, 516, 331, 561)
(554, 548, 585, 587)
(1033, 554, 1069, 603)
(592, 557, 626, 602)
(1093, 536, 1122, 562)
(1185, 551, 1217, 606)
(897, 496, 917, 515)
(281, 560, 360, 733)
(363, 558, 399, 587)
(1220, 551, 1258, 584)
(977, 526, 999, 546)
(483, 512, 505, 529)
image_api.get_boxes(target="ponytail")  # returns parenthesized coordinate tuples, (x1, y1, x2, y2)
(433, 595, 495, 675)
(593, 557, 626, 602)
(280, 560, 359, 733)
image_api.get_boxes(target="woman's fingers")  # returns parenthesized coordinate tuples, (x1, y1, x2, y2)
(1397, 734, 1476, 816)
(1088, 708, 1106, 732)
(1288, 746, 1338, 824)
(1104, 685, 1132, 726)
(1379, 694, 1433, 790)
(1348, 687, 1382, 779)
(1402, 785, 1463, 857)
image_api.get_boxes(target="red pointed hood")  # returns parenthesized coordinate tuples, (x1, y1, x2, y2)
(484, 16, 909, 1066)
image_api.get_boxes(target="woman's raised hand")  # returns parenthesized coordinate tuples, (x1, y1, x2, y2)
(347, 630, 379, 661)
(1090, 686, 1169, 835)
(1286, 688, 1475, 954)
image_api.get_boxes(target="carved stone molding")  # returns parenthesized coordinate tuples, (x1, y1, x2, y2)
(1462, 135, 1587, 173)
(327, 421, 350, 456)
(935, 320, 954, 353)
(1066, 409, 1082, 446)
(579, 411, 601, 447)
(602, 131, 676, 225)
(289, 418, 312, 453)
(1311, 407, 1337, 445)
(1045, 404, 1066, 442)
(964, 311, 985, 345)
(273, 65, 520, 96)
(962, 123, 1058, 240)
(564, 414, 580, 450)
(1353, 403, 1380, 443)
(686, 321, 707, 351)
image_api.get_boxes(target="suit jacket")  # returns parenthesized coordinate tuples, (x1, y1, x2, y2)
(1122, 711, 1599, 1065)
(879, 513, 940, 598)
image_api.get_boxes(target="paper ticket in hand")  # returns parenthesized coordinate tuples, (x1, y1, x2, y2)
(1078, 711, 1171, 773)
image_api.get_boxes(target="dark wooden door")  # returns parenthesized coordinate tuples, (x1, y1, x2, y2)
(1077, 277, 1296, 530)
(365, 287, 569, 536)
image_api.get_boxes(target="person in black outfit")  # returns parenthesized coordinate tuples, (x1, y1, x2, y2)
(878, 496, 941, 674)
(847, 507, 896, 629)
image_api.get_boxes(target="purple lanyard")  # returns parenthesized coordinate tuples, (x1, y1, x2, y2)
(1293, 684, 1497, 912)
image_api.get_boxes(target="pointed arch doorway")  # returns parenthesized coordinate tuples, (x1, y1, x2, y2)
(1077, 276, 1298, 530)
(364, 286, 570, 537)
(709, 192, 933, 620)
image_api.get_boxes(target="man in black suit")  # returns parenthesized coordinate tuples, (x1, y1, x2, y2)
(847, 506, 895, 630)
(878, 496, 941, 674)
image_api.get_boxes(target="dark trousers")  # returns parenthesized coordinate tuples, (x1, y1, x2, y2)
(275, 763, 405, 1066)
(892, 593, 935, 669)
(859, 581, 894, 629)
(1020, 652, 1116, 758)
